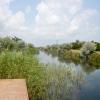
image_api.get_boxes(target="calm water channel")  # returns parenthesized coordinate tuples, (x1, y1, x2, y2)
(37, 51, 100, 100)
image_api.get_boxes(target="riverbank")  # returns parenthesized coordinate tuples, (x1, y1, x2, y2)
(44, 49, 100, 67)
(0, 51, 46, 100)
(0, 51, 86, 100)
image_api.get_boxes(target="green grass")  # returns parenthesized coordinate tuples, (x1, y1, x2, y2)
(58, 50, 80, 63)
(1, 50, 99, 100)
(0, 51, 45, 100)
(0, 51, 86, 100)
(88, 52, 100, 67)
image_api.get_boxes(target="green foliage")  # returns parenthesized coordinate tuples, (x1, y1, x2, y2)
(56, 50, 80, 64)
(0, 51, 45, 100)
(43, 41, 100, 67)
(25, 43, 39, 55)
(0, 36, 38, 55)
(96, 42, 100, 51)
(0, 51, 86, 100)
(44, 40, 84, 57)
(0, 37, 15, 51)
(71, 40, 83, 50)
(88, 52, 100, 67)
(0, 36, 25, 51)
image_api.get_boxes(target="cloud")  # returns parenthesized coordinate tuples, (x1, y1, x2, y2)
(0, 0, 99, 46)
(0, 0, 13, 6)
(25, 5, 32, 14)
(68, 9, 97, 33)
(5, 11, 26, 31)
(31, 0, 98, 46)
(0, 0, 27, 35)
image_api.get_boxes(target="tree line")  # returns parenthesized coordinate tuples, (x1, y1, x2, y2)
(0, 36, 38, 54)
(43, 40, 100, 62)
(44, 40, 100, 51)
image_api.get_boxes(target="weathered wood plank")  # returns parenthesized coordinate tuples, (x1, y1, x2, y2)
(0, 79, 29, 100)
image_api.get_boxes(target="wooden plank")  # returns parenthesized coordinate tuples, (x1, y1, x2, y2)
(0, 79, 29, 100)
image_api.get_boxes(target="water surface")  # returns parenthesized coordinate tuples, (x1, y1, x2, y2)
(37, 51, 100, 100)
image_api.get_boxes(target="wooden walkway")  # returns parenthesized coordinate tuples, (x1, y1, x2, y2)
(0, 79, 29, 100)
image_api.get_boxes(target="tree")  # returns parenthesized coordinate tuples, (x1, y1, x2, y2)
(96, 42, 100, 51)
(80, 42, 96, 60)
(71, 40, 83, 49)
(12, 36, 26, 50)
(0, 36, 26, 51)
(26, 43, 38, 54)
(61, 43, 72, 50)
(12, 36, 22, 42)
(0, 37, 15, 50)
(16, 41, 25, 50)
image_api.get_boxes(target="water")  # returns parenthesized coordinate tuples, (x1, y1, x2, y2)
(37, 51, 100, 100)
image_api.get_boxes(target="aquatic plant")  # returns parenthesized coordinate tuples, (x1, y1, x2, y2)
(44, 65, 85, 100)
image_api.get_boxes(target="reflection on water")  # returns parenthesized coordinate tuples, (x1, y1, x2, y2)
(44, 66, 85, 100)
(37, 51, 100, 100)
(79, 69, 100, 100)
(37, 51, 80, 68)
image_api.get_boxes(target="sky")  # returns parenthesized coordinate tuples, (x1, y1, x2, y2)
(0, 0, 100, 46)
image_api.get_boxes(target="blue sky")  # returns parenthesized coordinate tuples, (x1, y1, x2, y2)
(0, 0, 100, 46)
(10, 0, 39, 25)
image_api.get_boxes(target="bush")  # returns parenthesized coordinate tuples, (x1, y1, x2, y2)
(88, 52, 100, 67)
(80, 42, 96, 59)
(96, 42, 100, 51)
(59, 50, 80, 63)
(25, 43, 39, 55)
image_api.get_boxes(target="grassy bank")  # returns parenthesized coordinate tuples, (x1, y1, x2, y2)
(0, 51, 45, 100)
(45, 49, 100, 67)
(58, 50, 80, 63)
(88, 52, 100, 67)
(0, 51, 86, 100)
(62, 50, 100, 67)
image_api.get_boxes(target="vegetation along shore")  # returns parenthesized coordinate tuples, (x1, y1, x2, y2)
(42, 40, 100, 67)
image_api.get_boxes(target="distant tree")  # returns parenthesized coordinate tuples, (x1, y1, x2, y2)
(26, 43, 38, 54)
(0, 37, 15, 50)
(16, 41, 26, 50)
(71, 40, 83, 49)
(60, 44, 72, 50)
(80, 42, 96, 60)
(12, 36, 22, 42)
(0, 36, 26, 51)
(95, 42, 100, 51)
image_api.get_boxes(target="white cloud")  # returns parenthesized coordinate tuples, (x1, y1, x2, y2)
(0, 0, 27, 35)
(68, 9, 97, 33)
(32, 0, 97, 45)
(0, 0, 99, 46)
(5, 11, 26, 30)
(0, 0, 13, 6)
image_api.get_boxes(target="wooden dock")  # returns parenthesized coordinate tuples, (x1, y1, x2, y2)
(0, 79, 29, 100)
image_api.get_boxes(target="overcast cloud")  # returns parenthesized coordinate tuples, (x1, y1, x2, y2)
(0, 0, 100, 46)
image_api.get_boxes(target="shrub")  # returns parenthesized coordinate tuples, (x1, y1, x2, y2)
(88, 52, 100, 67)
(80, 42, 96, 59)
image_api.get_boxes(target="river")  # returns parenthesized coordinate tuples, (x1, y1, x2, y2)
(37, 51, 100, 100)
